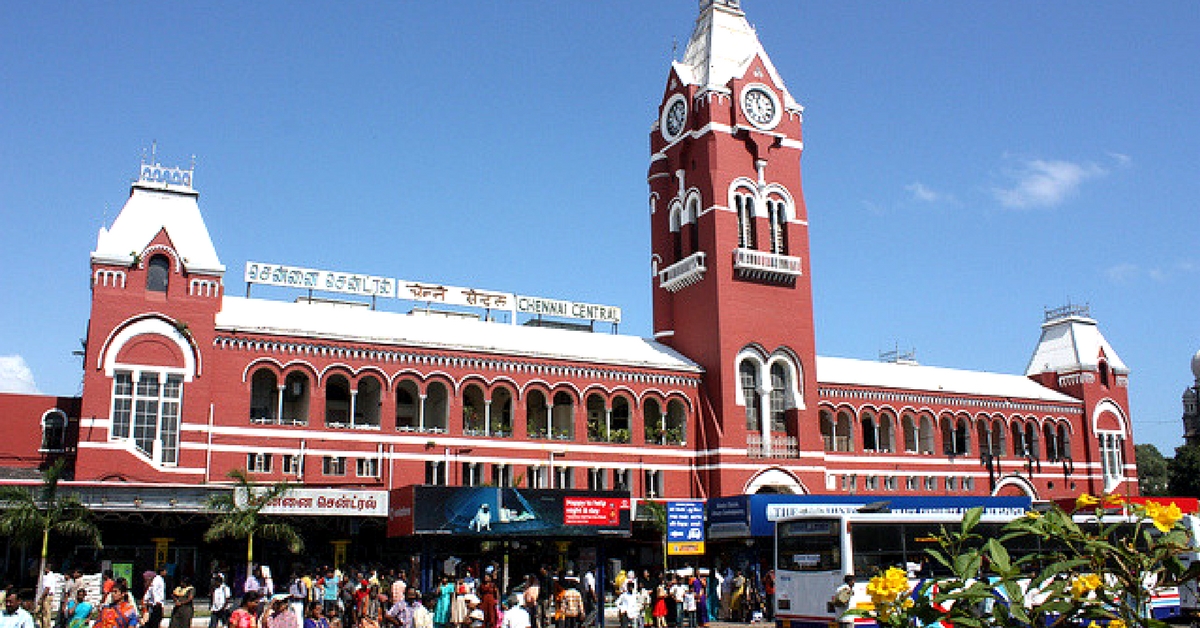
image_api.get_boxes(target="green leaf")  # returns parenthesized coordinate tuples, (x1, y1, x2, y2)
(962, 507, 982, 535)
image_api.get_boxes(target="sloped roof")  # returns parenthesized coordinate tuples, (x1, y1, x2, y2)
(817, 355, 1079, 404)
(675, 0, 800, 110)
(214, 296, 702, 373)
(1025, 315, 1129, 376)
(92, 182, 224, 273)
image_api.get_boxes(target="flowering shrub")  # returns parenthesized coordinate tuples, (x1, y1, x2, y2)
(852, 496, 1196, 628)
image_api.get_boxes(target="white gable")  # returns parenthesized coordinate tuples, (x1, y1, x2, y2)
(1025, 315, 1129, 376)
(677, 1, 800, 110)
(817, 355, 1079, 404)
(92, 181, 224, 274)
(214, 296, 702, 373)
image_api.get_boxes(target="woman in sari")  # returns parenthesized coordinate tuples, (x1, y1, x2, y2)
(65, 588, 93, 628)
(433, 577, 454, 628)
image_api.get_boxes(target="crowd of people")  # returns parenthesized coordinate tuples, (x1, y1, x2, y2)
(1, 561, 776, 628)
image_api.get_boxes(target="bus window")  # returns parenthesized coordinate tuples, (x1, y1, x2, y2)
(852, 523, 905, 574)
(777, 519, 841, 571)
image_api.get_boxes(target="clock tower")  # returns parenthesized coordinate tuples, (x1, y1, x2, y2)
(649, 0, 818, 495)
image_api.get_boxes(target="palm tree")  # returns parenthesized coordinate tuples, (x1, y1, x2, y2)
(204, 469, 304, 580)
(640, 499, 669, 570)
(0, 458, 102, 583)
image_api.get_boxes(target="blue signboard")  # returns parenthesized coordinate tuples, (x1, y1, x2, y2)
(667, 500, 706, 542)
(706, 495, 1033, 539)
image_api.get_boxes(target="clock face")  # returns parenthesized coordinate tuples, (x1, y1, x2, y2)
(742, 86, 780, 129)
(661, 94, 688, 142)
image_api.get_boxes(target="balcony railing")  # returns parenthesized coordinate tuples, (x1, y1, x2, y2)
(659, 252, 707, 292)
(747, 433, 799, 458)
(733, 248, 802, 283)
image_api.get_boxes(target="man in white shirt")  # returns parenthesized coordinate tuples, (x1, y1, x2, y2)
(1, 593, 35, 628)
(499, 596, 530, 628)
(209, 574, 231, 628)
(143, 568, 166, 628)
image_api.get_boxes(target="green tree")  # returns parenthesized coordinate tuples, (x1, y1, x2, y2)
(640, 500, 668, 570)
(1169, 444, 1200, 497)
(0, 459, 102, 582)
(1135, 443, 1170, 496)
(204, 469, 304, 579)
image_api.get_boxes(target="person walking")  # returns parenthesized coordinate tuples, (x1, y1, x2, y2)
(211, 575, 233, 628)
(614, 583, 640, 628)
(143, 569, 166, 628)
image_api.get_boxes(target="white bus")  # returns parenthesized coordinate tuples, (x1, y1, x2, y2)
(772, 510, 1184, 628)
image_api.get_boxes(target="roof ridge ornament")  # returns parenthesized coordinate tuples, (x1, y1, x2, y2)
(1043, 302, 1091, 323)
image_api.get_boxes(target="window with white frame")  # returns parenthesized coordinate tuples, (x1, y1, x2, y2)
(740, 361, 760, 431)
(865, 476, 878, 491)
(40, 410, 68, 452)
(767, 198, 788, 254)
(281, 454, 301, 476)
(906, 476, 918, 491)
(323, 456, 346, 476)
(247, 453, 272, 473)
(527, 465, 547, 489)
(946, 476, 958, 491)
(588, 468, 606, 491)
(553, 465, 572, 490)
(643, 469, 663, 498)
(735, 193, 756, 249)
(425, 460, 446, 486)
(613, 469, 631, 492)
(463, 461, 483, 487)
(1099, 432, 1125, 490)
(492, 463, 513, 488)
(884, 476, 897, 491)
(356, 457, 379, 478)
(964, 477, 975, 491)
(111, 369, 183, 465)
(768, 364, 788, 432)
(924, 476, 937, 491)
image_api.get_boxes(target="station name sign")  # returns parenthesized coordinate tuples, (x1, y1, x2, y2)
(245, 261, 621, 324)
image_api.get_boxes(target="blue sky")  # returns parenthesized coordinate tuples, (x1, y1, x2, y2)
(0, 2, 1196, 455)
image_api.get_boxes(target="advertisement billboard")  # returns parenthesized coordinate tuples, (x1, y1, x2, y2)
(388, 486, 631, 537)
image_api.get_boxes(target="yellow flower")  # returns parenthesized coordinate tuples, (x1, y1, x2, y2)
(1102, 494, 1125, 507)
(1147, 501, 1183, 532)
(1109, 620, 1127, 628)
(1076, 494, 1100, 509)
(901, 598, 914, 610)
(1070, 574, 1101, 598)
(1025, 511, 1042, 519)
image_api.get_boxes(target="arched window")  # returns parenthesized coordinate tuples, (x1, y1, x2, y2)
(325, 374, 351, 428)
(281, 372, 310, 425)
(146, 255, 170, 293)
(586, 393, 607, 442)
(991, 419, 1006, 457)
(1025, 422, 1040, 460)
(768, 363, 788, 432)
(1099, 360, 1110, 388)
(878, 412, 895, 453)
(862, 412, 878, 452)
(918, 414, 935, 454)
(835, 410, 854, 452)
(551, 391, 574, 440)
(249, 370, 280, 424)
(1099, 432, 1125, 490)
(740, 361, 760, 431)
(669, 205, 683, 262)
(356, 375, 382, 428)
(768, 198, 788, 254)
(1011, 422, 1026, 456)
(644, 398, 663, 445)
(687, 196, 701, 255)
(40, 411, 68, 452)
(940, 416, 954, 455)
(976, 421, 991, 455)
(526, 390, 549, 438)
(665, 399, 687, 445)
(903, 414, 918, 453)
(463, 384, 487, 435)
(1043, 423, 1059, 462)
(820, 410, 836, 451)
(490, 387, 513, 437)
(735, 193, 756, 249)
(395, 380, 419, 430)
(1057, 423, 1072, 459)
(955, 418, 971, 456)
(424, 382, 449, 432)
(610, 396, 631, 443)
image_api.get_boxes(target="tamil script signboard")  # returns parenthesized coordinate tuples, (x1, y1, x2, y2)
(387, 486, 631, 537)
(237, 488, 389, 517)
(667, 500, 706, 555)
(245, 261, 622, 324)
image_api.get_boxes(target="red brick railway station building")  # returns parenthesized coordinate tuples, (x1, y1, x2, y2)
(1, 0, 1135, 581)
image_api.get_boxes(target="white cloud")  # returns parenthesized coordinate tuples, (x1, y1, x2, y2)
(993, 158, 1106, 209)
(906, 182, 947, 203)
(0, 355, 39, 394)
(1105, 259, 1198, 284)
